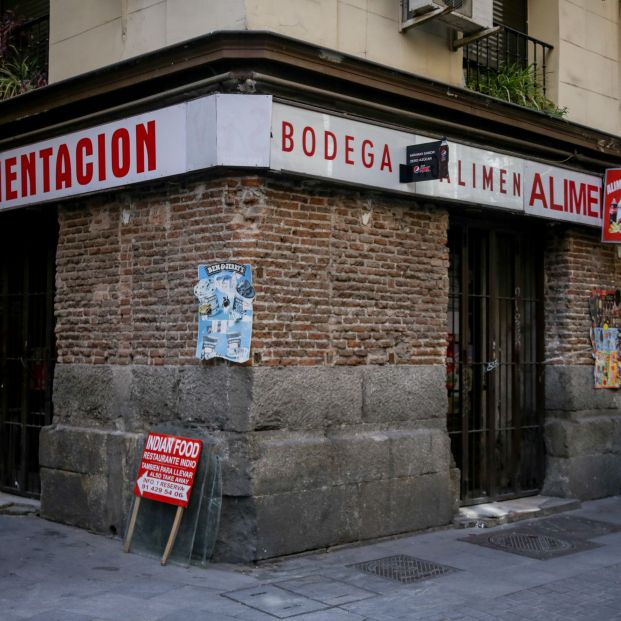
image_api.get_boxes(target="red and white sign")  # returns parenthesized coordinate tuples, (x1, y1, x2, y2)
(270, 103, 603, 227)
(524, 163, 602, 227)
(602, 168, 621, 243)
(1, 95, 604, 229)
(0, 105, 187, 211)
(0, 94, 272, 212)
(133, 432, 202, 508)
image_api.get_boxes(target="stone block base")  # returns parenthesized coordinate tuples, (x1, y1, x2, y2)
(42, 363, 455, 562)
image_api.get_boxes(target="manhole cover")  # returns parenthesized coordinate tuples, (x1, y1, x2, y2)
(462, 527, 601, 559)
(352, 555, 458, 584)
(488, 532, 573, 554)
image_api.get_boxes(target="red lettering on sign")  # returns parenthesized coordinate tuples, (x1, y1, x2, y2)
(324, 131, 337, 160)
(5, 156, 17, 200)
(136, 120, 156, 173)
(112, 128, 130, 177)
(361, 139, 374, 168)
(282, 121, 294, 152)
(482, 166, 494, 191)
(345, 135, 354, 165)
(549, 176, 563, 211)
(39, 148, 53, 192)
(97, 133, 107, 181)
(20, 153, 36, 197)
(380, 145, 392, 172)
(55, 144, 72, 190)
(513, 173, 521, 197)
(76, 138, 94, 186)
(529, 173, 547, 208)
(499, 169, 507, 194)
(569, 180, 585, 215)
(587, 184, 600, 218)
(458, 160, 466, 187)
(302, 126, 316, 157)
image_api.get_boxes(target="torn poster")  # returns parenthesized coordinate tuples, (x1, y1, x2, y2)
(194, 263, 255, 363)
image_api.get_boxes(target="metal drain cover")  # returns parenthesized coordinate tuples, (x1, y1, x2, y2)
(488, 532, 573, 554)
(462, 528, 601, 560)
(352, 555, 458, 584)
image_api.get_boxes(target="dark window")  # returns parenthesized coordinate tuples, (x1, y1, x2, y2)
(1, 0, 49, 79)
(493, 0, 527, 33)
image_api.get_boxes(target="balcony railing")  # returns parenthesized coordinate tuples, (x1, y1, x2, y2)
(464, 25, 553, 97)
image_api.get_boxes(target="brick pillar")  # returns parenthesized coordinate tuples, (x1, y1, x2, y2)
(543, 227, 621, 499)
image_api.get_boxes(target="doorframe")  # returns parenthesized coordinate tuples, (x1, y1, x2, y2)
(448, 213, 545, 505)
(0, 206, 57, 498)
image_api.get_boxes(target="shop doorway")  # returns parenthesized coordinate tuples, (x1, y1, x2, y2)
(0, 207, 57, 497)
(447, 219, 544, 505)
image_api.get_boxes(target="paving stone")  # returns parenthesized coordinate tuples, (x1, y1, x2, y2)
(223, 584, 329, 618)
(276, 574, 377, 605)
(3, 499, 621, 621)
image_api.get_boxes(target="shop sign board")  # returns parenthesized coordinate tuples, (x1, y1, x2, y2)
(0, 94, 272, 212)
(0, 94, 604, 229)
(133, 432, 202, 508)
(602, 168, 621, 243)
(524, 163, 602, 227)
(0, 105, 188, 211)
(270, 103, 603, 227)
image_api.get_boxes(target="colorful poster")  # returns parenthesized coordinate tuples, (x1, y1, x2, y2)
(602, 168, 621, 243)
(594, 350, 620, 389)
(589, 290, 621, 389)
(194, 263, 255, 363)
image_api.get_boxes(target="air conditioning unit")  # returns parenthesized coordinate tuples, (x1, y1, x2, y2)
(403, 0, 493, 34)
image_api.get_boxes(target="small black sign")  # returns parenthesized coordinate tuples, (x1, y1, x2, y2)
(399, 140, 449, 183)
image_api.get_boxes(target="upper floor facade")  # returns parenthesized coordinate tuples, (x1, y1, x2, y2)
(37, 0, 620, 136)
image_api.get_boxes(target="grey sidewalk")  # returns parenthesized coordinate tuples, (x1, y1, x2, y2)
(2, 496, 621, 621)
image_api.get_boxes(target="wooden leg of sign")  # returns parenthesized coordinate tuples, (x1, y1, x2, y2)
(161, 506, 184, 566)
(123, 497, 141, 553)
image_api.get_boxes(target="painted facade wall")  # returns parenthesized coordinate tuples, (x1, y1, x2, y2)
(47, 1, 459, 90)
(48, 1, 621, 136)
(529, 0, 621, 136)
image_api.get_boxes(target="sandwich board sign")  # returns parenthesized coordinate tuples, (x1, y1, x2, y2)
(124, 433, 203, 564)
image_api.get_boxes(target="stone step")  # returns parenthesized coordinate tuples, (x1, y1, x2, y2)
(454, 495, 581, 529)
(0, 492, 40, 516)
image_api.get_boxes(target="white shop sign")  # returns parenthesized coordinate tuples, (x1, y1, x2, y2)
(0, 94, 603, 228)
(0, 94, 272, 211)
(270, 103, 603, 227)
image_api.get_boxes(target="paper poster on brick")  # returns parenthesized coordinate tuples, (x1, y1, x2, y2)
(194, 263, 255, 363)
(602, 168, 621, 243)
(133, 433, 202, 507)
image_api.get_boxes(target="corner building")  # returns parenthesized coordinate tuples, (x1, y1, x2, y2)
(1, 0, 621, 562)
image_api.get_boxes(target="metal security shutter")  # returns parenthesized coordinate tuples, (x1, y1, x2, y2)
(493, 0, 527, 31)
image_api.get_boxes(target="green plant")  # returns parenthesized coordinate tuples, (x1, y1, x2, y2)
(0, 46, 44, 99)
(0, 11, 47, 100)
(467, 63, 568, 119)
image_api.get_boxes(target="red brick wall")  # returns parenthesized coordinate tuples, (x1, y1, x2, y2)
(544, 227, 619, 365)
(55, 176, 449, 366)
